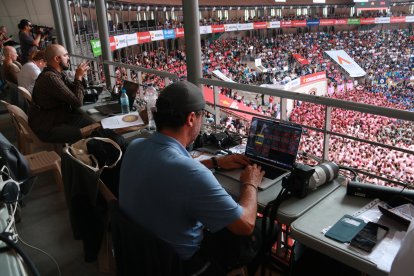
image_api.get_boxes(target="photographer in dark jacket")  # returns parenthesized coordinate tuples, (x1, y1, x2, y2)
(17, 19, 41, 64)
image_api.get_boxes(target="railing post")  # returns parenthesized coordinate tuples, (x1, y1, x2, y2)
(59, 0, 76, 54)
(213, 86, 221, 128)
(323, 106, 332, 161)
(50, 0, 66, 46)
(280, 98, 287, 121)
(137, 71, 144, 98)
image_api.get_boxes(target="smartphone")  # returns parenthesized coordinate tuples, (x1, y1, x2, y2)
(350, 222, 389, 253)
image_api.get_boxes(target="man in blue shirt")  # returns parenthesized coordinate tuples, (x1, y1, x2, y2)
(119, 81, 264, 274)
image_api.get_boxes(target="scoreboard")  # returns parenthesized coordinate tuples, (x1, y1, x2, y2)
(355, 0, 390, 11)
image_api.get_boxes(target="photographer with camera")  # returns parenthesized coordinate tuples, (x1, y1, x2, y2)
(17, 19, 41, 64)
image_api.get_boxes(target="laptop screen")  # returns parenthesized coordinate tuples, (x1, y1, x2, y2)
(245, 117, 302, 170)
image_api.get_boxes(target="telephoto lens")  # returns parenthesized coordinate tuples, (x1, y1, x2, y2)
(308, 162, 339, 190)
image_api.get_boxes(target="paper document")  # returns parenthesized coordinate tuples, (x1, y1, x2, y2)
(101, 112, 144, 129)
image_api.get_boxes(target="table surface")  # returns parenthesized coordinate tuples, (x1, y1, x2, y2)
(290, 186, 403, 276)
(215, 173, 344, 225)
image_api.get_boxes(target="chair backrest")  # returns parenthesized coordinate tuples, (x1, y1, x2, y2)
(110, 201, 184, 276)
(17, 86, 32, 104)
(0, 100, 49, 154)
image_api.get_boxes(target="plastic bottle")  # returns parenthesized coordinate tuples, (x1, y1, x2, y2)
(145, 84, 157, 130)
(120, 88, 130, 114)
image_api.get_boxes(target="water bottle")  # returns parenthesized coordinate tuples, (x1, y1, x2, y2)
(145, 85, 157, 130)
(120, 88, 130, 114)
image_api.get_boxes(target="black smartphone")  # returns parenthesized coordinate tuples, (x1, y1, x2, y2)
(350, 222, 389, 253)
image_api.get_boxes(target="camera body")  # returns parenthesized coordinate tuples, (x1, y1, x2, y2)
(32, 25, 53, 37)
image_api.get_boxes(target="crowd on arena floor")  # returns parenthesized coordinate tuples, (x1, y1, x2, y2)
(112, 28, 413, 185)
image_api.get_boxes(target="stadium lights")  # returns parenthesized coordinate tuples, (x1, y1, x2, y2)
(137, 6, 141, 11)
(275, 0, 287, 2)
(146, 6, 150, 11)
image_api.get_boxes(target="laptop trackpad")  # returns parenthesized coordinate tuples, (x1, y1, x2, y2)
(215, 170, 284, 190)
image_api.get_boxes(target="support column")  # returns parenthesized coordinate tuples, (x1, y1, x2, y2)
(95, 0, 113, 89)
(182, 0, 202, 87)
(50, 0, 66, 46)
(59, 0, 76, 54)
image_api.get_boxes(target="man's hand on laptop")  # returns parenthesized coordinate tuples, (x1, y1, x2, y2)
(217, 154, 251, 170)
(240, 164, 265, 189)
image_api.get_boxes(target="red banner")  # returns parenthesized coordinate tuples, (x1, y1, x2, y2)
(390, 16, 406, 23)
(109, 36, 116, 51)
(253, 22, 267, 29)
(292, 20, 306, 27)
(137, 32, 151, 44)
(175, 28, 185, 37)
(319, 19, 335, 26)
(360, 18, 376, 25)
(211, 25, 225, 33)
(300, 71, 326, 85)
(281, 21, 293, 28)
(333, 19, 347, 25)
(293, 54, 309, 65)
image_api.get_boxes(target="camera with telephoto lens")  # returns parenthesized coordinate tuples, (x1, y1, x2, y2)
(282, 162, 339, 198)
(32, 25, 53, 37)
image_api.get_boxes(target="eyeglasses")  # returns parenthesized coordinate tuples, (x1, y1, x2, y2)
(28, 24, 33, 27)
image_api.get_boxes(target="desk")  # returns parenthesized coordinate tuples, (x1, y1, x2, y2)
(215, 173, 345, 225)
(290, 186, 393, 276)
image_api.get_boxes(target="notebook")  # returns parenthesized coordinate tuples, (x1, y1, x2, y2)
(216, 117, 303, 190)
(94, 80, 139, 115)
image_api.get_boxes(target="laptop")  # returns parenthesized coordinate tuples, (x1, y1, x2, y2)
(94, 80, 139, 115)
(216, 117, 303, 190)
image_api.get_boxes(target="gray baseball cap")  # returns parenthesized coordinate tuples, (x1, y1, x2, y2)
(156, 81, 206, 113)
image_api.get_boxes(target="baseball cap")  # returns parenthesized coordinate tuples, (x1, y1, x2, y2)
(156, 81, 206, 113)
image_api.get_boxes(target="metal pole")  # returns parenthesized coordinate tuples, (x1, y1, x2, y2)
(59, 0, 76, 54)
(95, 0, 113, 89)
(182, 0, 202, 87)
(50, 0, 66, 46)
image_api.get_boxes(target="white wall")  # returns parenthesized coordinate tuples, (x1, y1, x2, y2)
(0, 0, 54, 38)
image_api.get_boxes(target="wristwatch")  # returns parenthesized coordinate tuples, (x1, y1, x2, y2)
(211, 157, 220, 170)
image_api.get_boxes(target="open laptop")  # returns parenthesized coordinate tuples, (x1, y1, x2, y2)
(216, 117, 303, 190)
(94, 80, 138, 115)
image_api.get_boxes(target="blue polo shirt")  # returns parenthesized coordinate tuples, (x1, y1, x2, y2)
(119, 132, 243, 260)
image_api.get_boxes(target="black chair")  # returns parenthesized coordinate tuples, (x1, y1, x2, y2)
(110, 201, 185, 276)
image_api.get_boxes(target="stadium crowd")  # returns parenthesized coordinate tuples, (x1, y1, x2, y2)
(113, 28, 413, 185)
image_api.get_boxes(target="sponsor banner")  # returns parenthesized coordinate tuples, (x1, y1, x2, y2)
(320, 19, 335, 26)
(375, 17, 390, 24)
(293, 54, 309, 65)
(325, 50, 366, 78)
(292, 20, 307, 27)
(224, 24, 238, 32)
(281, 20, 293, 28)
(306, 19, 320, 26)
(390, 16, 406, 23)
(163, 29, 176, 39)
(300, 71, 326, 85)
(114, 35, 127, 50)
(406, 16, 414, 23)
(360, 18, 376, 25)
(175, 28, 185, 37)
(211, 24, 225, 33)
(90, 39, 102, 57)
(137, 31, 151, 44)
(238, 23, 253, 30)
(267, 21, 280, 29)
(347, 18, 361, 25)
(150, 30, 164, 41)
(199, 26, 211, 34)
(125, 33, 137, 46)
(109, 36, 116, 51)
(253, 22, 267, 29)
(334, 19, 348, 25)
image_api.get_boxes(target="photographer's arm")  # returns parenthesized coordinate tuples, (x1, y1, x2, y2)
(32, 33, 41, 47)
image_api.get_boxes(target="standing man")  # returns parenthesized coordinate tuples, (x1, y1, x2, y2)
(2, 46, 21, 85)
(17, 19, 41, 64)
(28, 44, 94, 143)
(119, 81, 264, 275)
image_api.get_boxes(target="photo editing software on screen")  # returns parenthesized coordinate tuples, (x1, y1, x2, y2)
(246, 118, 302, 169)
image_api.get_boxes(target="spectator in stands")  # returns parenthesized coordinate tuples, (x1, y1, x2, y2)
(28, 44, 94, 143)
(0, 26, 17, 47)
(120, 81, 264, 275)
(18, 19, 41, 64)
(18, 50, 46, 93)
(1, 46, 21, 85)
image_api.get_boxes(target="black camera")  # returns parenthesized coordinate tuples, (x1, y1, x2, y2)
(32, 25, 53, 37)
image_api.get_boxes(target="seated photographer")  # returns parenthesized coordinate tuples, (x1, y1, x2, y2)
(119, 81, 265, 275)
(28, 44, 96, 143)
(17, 19, 41, 64)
